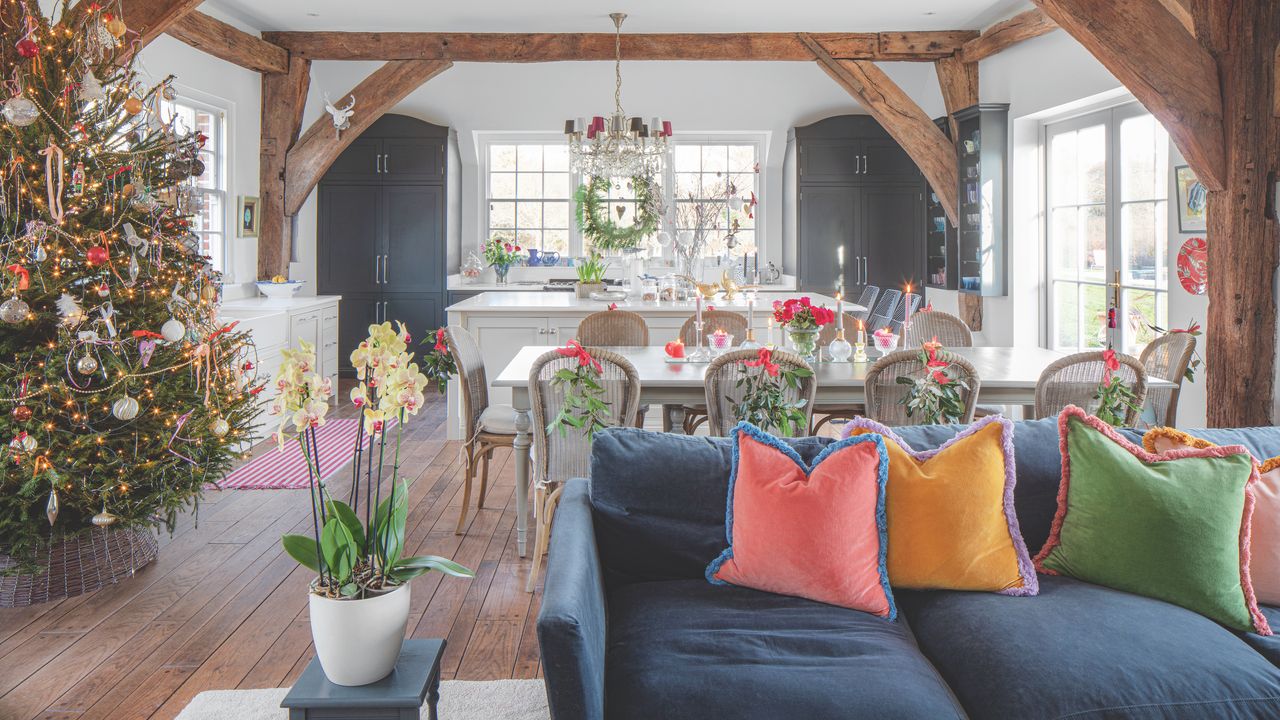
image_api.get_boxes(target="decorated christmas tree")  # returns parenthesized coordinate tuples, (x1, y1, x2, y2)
(0, 2, 261, 573)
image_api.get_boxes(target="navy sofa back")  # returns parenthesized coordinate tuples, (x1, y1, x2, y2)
(589, 420, 1280, 586)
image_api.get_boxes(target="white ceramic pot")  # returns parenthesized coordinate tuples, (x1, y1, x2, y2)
(308, 582, 410, 686)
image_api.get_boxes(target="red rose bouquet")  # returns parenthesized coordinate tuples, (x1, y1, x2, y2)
(771, 296, 835, 330)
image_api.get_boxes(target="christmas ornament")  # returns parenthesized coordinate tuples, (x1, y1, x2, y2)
(2, 96, 38, 127)
(71, 162, 86, 194)
(91, 507, 118, 527)
(121, 182, 136, 198)
(86, 245, 109, 266)
(124, 97, 143, 115)
(39, 138, 66, 224)
(31, 245, 47, 262)
(211, 418, 229, 438)
(201, 284, 217, 302)
(0, 296, 30, 323)
(76, 353, 99, 375)
(138, 339, 156, 367)
(105, 17, 127, 38)
(161, 317, 185, 342)
(10, 433, 36, 452)
(162, 85, 176, 101)
(122, 222, 145, 248)
(96, 281, 110, 297)
(46, 488, 58, 525)
(57, 293, 86, 326)
(189, 158, 205, 178)
(12, 405, 31, 422)
(112, 395, 139, 421)
(15, 38, 38, 58)
(127, 253, 140, 284)
(79, 71, 106, 104)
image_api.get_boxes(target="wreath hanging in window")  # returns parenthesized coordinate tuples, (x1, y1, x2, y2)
(574, 175, 660, 253)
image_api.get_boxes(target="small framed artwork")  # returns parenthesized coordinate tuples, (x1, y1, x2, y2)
(1174, 165, 1207, 233)
(238, 196, 260, 238)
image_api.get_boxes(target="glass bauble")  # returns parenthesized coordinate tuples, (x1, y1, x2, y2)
(2, 96, 38, 127)
(76, 353, 99, 375)
(211, 418, 230, 438)
(46, 489, 58, 525)
(11, 405, 31, 422)
(92, 508, 118, 526)
(0, 296, 29, 323)
(161, 317, 185, 342)
(112, 395, 139, 421)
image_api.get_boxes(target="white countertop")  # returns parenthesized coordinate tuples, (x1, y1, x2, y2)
(220, 295, 342, 320)
(446, 291, 854, 315)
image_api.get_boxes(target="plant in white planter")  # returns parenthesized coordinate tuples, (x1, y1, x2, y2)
(272, 326, 473, 687)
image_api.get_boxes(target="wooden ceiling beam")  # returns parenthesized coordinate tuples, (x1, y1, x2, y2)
(165, 11, 288, 74)
(959, 9, 1058, 63)
(1155, 0, 1196, 38)
(1032, 0, 1226, 192)
(258, 54, 312, 280)
(64, 0, 205, 47)
(284, 59, 452, 216)
(800, 34, 959, 226)
(934, 54, 978, 137)
(261, 30, 976, 62)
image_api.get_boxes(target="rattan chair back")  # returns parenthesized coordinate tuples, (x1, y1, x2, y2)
(704, 348, 817, 437)
(1034, 350, 1148, 425)
(864, 349, 981, 426)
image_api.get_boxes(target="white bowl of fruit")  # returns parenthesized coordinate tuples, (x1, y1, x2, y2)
(256, 276, 304, 299)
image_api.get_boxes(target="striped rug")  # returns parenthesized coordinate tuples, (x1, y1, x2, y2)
(216, 417, 398, 490)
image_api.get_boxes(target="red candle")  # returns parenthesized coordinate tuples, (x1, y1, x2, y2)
(662, 120, 673, 136)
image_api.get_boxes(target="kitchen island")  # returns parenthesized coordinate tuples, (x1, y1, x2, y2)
(444, 290, 850, 439)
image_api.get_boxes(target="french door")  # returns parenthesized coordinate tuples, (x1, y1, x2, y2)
(1046, 102, 1169, 355)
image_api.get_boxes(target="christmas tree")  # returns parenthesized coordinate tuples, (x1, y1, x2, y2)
(0, 1, 261, 570)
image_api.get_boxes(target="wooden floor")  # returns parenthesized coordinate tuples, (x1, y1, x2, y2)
(0, 387, 543, 720)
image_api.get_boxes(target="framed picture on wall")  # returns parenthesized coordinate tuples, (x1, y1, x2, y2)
(238, 196, 260, 238)
(1174, 165, 1207, 233)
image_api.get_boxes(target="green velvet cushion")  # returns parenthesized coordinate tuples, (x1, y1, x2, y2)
(1034, 407, 1271, 635)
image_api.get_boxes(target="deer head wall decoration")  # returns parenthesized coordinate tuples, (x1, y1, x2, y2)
(324, 93, 356, 137)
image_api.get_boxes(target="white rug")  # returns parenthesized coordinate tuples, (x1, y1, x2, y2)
(177, 679, 549, 720)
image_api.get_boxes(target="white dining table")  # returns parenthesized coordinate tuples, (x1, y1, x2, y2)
(491, 344, 1174, 557)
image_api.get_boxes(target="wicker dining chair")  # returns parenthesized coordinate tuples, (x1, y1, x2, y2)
(1034, 350, 1148, 425)
(863, 289, 902, 335)
(904, 310, 973, 347)
(1139, 332, 1197, 427)
(527, 347, 641, 591)
(666, 310, 751, 434)
(704, 348, 817, 437)
(852, 285, 880, 324)
(864, 349, 981, 426)
(445, 325, 518, 536)
(576, 309, 650, 346)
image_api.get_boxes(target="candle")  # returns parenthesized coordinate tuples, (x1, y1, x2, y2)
(767, 317, 775, 347)
(836, 292, 843, 331)
(710, 329, 731, 350)
(747, 295, 755, 327)
(856, 319, 866, 345)
(696, 294, 703, 327)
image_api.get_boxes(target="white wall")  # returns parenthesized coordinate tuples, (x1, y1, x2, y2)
(1166, 142, 1208, 427)
(136, 13, 263, 300)
(287, 59, 947, 290)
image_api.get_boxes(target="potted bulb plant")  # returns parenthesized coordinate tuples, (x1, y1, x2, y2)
(273, 326, 473, 687)
(575, 252, 609, 299)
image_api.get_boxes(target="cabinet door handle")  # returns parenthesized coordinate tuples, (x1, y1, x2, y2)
(382, 254, 389, 284)
(863, 257, 868, 284)
(384, 154, 390, 174)
(549, 328, 558, 335)
(863, 154, 869, 175)
(374, 255, 381, 284)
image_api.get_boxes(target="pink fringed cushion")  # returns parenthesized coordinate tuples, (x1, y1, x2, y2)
(1036, 407, 1270, 635)
(707, 422, 895, 618)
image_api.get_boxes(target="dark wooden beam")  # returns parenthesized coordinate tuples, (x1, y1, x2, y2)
(284, 60, 451, 216)
(801, 34, 959, 226)
(960, 9, 1058, 63)
(165, 11, 288, 74)
(1274, 43, 1280, 118)
(1155, 0, 1196, 37)
(64, 0, 205, 47)
(261, 31, 976, 62)
(258, 55, 312, 280)
(1032, 0, 1226, 192)
(1200, 1, 1280, 426)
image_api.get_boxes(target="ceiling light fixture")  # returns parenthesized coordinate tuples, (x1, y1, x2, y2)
(563, 13, 671, 180)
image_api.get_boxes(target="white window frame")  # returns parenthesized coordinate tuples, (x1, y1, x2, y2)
(1042, 100, 1169, 353)
(475, 131, 768, 259)
(162, 89, 233, 281)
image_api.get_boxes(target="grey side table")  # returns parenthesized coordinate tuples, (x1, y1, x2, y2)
(281, 639, 446, 720)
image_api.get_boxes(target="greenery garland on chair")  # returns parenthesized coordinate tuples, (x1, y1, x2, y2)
(574, 176, 660, 253)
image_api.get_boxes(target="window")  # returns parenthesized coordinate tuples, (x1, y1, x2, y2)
(486, 143, 572, 255)
(162, 96, 228, 275)
(1046, 103, 1168, 354)
(481, 135, 764, 258)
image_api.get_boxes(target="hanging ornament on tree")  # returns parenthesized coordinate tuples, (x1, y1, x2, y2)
(76, 352, 99, 375)
(112, 395, 139, 421)
(0, 296, 30, 324)
(2, 96, 39, 127)
(57, 293, 86, 326)
(138, 338, 156, 367)
(96, 281, 110, 298)
(161, 317, 186, 343)
(91, 506, 118, 527)
(211, 417, 229, 438)
(104, 15, 127, 39)
(12, 405, 31, 422)
(124, 97, 143, 115)
(86, 245, 109, 266)
(79, 71, 105, 104)
(15, 38, 38, 59)
(71, 162, 86, 195)
(10, 432, 37, 452)
(127, 253, 140, 284)
(46, 487, 59, 526)
(31, 244, 47, 262)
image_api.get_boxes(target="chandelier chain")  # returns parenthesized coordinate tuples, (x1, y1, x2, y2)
(613, 13, 624, 116)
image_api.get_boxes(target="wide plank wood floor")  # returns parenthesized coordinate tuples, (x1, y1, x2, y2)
(0, 386, 543, 720)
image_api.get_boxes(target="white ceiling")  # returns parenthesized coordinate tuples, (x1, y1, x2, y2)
(204, 0, 1032, 34)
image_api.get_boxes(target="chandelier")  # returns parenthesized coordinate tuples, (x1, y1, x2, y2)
(563, 13, 672, 179)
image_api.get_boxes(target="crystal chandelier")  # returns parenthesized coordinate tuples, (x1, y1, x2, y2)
(563, 13, 672, 180)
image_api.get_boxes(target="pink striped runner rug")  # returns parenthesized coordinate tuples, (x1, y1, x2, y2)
(216, 417, 399, 490)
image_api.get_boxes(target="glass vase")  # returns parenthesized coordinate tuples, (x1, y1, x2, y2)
(493, 263, 510, 285)
(786, 327, 821, 363)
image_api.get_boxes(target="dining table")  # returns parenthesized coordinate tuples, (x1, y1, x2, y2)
(491, 344, 1176, 558)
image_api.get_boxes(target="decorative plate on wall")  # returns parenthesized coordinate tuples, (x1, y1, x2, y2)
(1176, 236, 1207, 295)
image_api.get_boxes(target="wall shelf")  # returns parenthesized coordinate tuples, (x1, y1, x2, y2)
(954, 103, 1008, 297)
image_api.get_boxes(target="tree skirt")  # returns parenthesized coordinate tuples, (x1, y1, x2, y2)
(216, 418, 397, 490)
(176, 680, 548, 720)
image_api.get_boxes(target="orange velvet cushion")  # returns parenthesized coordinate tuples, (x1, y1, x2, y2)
(1145, 427, 1280, 607)
(707, 423, 895, 617)
(844, 416, 1038, 595)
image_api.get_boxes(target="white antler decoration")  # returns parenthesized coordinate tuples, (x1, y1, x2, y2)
(324, 93, 356, 137)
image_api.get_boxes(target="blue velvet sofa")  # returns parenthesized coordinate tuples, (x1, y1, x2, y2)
(536, 418, 1280, 719)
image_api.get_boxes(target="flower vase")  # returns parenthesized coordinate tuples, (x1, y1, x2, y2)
(786, 327, 821, 363)
(493, 263, 511, 285)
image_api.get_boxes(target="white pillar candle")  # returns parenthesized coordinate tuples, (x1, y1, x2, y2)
(747, 296, 754, 327)
(836, 293, 843, 331)
(696, 294, 703, 326)
(856, 319, 866, 346)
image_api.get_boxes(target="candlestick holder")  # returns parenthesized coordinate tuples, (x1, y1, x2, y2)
(688, 321, 710, 361)
(739, 328, 761, 350)
(853, 341, 869, 363)
(827, 329, 853, 363)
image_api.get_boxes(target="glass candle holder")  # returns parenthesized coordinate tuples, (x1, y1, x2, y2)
(872, 331, 899, 357)
(707, 331, 734, 353)
(828, 331, 853, 363)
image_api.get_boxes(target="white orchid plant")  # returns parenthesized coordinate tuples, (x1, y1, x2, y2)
(277, 323, 472, 600)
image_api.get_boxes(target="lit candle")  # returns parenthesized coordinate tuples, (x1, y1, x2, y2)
(836, 292, 843, 331)
(767, 317, 775, 347)
(710, 328, 730, 350)
(695, 294, 703, 327)
(857, 319, 866, 345)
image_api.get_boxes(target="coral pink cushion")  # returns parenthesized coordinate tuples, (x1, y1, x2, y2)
(707, 423, 895, 618)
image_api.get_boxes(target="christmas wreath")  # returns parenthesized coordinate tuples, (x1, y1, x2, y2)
(574, 176, 660, 253)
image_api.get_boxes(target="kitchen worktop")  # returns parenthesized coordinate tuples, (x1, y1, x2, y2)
(445, 291, 850, 314)
(219, 295, 342, 320)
